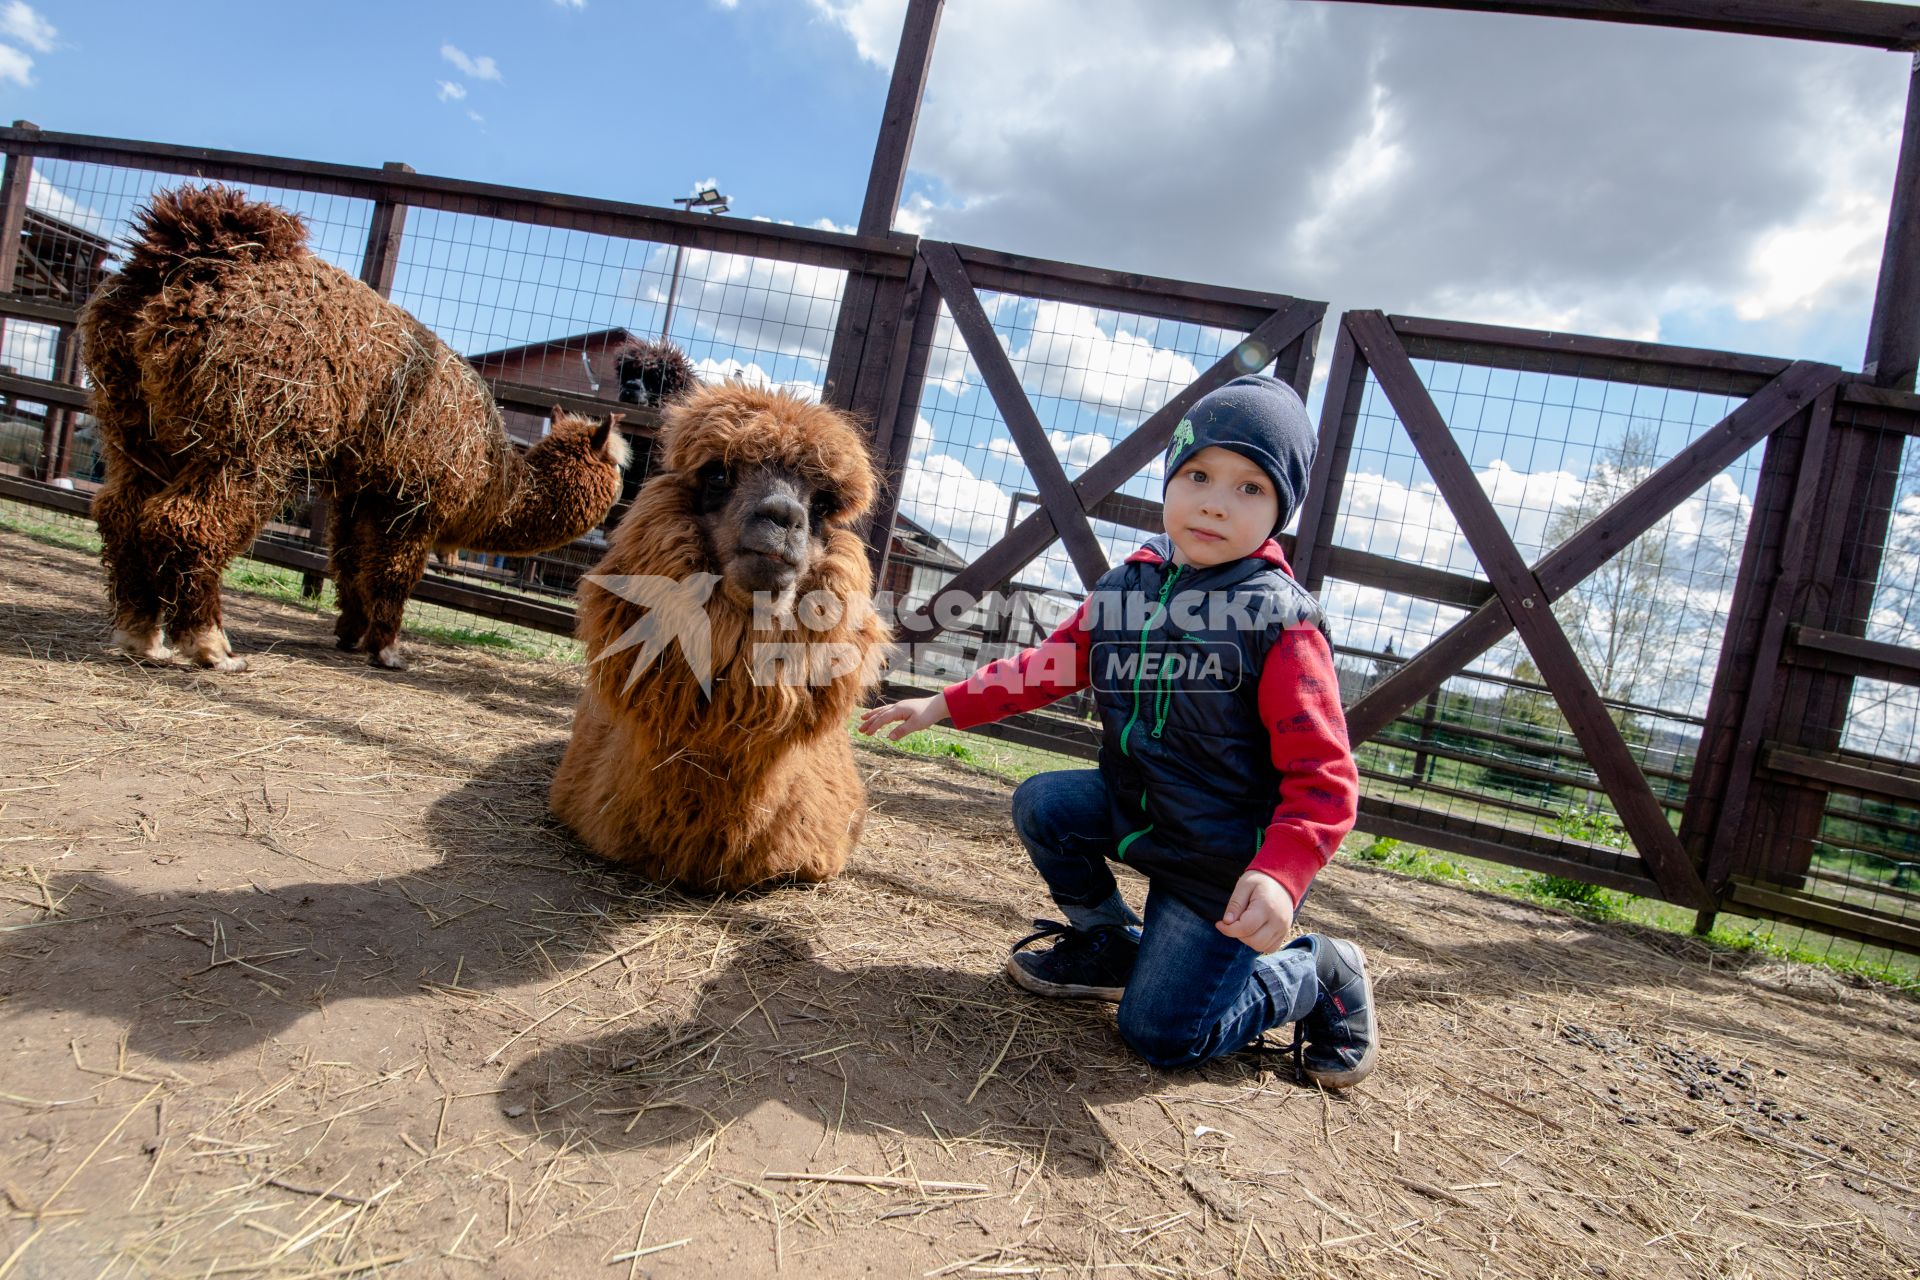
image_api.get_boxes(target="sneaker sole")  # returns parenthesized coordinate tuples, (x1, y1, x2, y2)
(1303, 939, 1378, 1089)
(1003, 955, 1124, 1002)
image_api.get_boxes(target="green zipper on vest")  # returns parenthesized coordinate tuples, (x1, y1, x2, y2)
(1120, 562, 1181, 758)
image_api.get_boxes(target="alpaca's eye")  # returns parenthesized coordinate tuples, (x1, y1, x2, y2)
(693, 462, 732, 514)
(809, 491, 840, 525)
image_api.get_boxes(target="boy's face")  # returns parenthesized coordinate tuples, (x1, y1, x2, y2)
(1162, 445, 1280, 567)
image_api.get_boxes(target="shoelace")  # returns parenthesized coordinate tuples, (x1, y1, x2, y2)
(1012, 918, 1089, 953)
(1248, 1023, 1309, 1081)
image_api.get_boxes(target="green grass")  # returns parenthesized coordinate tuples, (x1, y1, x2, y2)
(1342, 832, 1920, 995)
(850, 716, 1083, 784)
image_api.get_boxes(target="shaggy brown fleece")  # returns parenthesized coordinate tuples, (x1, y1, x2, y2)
(549, 385, 891, 891)
(81, 184, 630, 671)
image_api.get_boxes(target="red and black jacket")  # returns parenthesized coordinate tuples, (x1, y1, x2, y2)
(944, 535, 1358, 921)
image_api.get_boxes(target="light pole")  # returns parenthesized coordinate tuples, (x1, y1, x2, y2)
(660, 186, 730, 340)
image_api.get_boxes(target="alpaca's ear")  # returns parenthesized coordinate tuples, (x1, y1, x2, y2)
(592, 414, 632, 469)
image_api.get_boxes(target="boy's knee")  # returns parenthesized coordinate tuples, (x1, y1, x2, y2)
(1116, 1003, 1214, 1070)
(1010, 775, 1046, 839)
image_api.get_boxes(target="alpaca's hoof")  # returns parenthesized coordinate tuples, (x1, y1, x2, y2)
(205, 654, 250, 673)
(370, 645, 407, 671)
(110, 628, 173, 662)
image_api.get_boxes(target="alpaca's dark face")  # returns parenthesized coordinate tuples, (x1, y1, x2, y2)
(690, 458, 844, 606)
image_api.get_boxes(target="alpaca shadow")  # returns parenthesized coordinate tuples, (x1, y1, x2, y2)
(0, 740, 649, 1061)
(494, 925, 1178, 1174)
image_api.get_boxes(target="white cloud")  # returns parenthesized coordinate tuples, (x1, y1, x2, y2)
(899, 451, 1012, 557)
(26, 172, 111, 240)
(0, 3, 53, 52)
(692, 356, 821, 400)
(554, 0, 587, 8)
(441, 43, 501, 82)
(985, 428, 1113, 474)
(630, 244, 846, 364)
(813, 1, 1907, 358)
(437, 80, 467, 102)
(1007, 300, 1201, 420)
(0, 42, 30, 85)
(467, 109, 486, 125)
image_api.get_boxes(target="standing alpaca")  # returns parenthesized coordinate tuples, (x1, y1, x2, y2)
(550, 384, 891, 891)
(81, 184, 631, 672)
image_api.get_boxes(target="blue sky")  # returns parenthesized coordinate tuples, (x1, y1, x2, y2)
(0, 1, 890, 228)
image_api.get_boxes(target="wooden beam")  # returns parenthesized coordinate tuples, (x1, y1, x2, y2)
(1697, 391, 1835, 888)
(1763, 744, 1920, 807)
(1345, 359, 1840, 743)
(1392, 313, 1791, 397)
(1345, 309, 1710, 907)
(1292, 319, 1363, 593)
(359, 161, 413, 297)
(1725, 879, 1920, 954)
(0, 369, 89, 410)
(859, 0, 943, 237)
(1865, 54, 1920, 389)
(0, 126, 913, 279)
(952, 242, 1305, 333)
(0, 291, 69, 325)
(1788, 625, 1920, 687)
(1356, 796, 1663, 899)
(919, 241, 1110, 586)
(1323, 0, 1920, 50)
(862, 255, 937, 577)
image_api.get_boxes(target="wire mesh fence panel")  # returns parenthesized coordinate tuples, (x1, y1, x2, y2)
(1324, 341, 1770, 881)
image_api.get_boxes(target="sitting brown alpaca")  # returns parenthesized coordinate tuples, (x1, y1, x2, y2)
(550, 384, 891, 891)
(80, 184, 631, 672)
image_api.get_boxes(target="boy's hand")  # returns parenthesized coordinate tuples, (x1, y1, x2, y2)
(1216, 870, 1296, 953)
(858, 692, 949, 741)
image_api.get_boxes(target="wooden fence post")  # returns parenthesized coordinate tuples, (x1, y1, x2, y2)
(304, 161, 412, 599)
(823, 0, 942, 570)
(0, 121, 36, 471)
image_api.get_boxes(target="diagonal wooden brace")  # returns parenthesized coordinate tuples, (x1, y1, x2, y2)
(1345, 310, 1718, 908)
(920, 241, 1111, 587)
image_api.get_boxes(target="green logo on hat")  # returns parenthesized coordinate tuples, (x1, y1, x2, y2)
(1169, 418, 1195, 455)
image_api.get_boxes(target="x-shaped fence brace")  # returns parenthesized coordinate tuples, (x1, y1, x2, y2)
(1313, 311, 1842, 909)
(899, 240, 1326, 640)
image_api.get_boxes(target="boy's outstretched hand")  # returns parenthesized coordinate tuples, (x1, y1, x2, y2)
(1217, 870, 1296, 953)
(859, 692, 949, 741)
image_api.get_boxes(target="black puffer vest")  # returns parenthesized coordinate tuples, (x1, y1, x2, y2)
(1086, 534, 1326, 920)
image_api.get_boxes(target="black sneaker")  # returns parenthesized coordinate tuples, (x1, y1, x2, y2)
(1004, 919, 1137, 1002)
(1295, 935, 1378, 1088)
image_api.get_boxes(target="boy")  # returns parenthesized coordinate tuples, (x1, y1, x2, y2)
(861, 375, 1375, 1087)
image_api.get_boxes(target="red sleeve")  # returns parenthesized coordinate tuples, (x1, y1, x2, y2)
(1248, 624, 1359, 908)
(942, 601, 1094, 730)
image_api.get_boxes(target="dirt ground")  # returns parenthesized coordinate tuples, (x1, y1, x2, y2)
(1, 527, 1917, 1280)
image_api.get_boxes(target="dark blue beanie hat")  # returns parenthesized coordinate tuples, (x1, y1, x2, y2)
(1163, 374, 1316, 533)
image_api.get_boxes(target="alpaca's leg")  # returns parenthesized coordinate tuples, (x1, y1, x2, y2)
(328, 499, 371, 652)
(143, 467, 270, 672)
(92, 458, 172, 660)
(355, 530, 433, 671)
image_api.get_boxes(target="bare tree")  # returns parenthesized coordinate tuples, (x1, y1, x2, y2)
(1544, 425, 1740, 717)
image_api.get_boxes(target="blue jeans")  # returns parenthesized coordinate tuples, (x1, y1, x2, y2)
(1010, 769, 1320, 1068)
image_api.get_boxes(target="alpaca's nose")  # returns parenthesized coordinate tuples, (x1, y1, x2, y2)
(752, 493, 808, 535)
